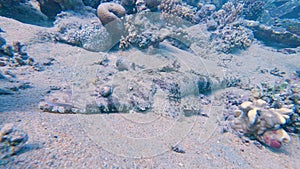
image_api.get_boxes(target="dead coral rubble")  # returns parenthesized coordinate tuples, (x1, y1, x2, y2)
(0, 38, 35, 67)
(0, 123, 28, 160)
(224, 76, 300, 149)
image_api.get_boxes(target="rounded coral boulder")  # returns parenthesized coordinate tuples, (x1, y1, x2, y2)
(97, 2, 126, 25)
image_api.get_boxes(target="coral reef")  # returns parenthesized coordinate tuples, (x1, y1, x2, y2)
(263, 0, 300, 19)
(212, 24, 253, 53)
(97, 2, 126, 44)
(119, 12, 162, 49)
(144, 0, 161, 11)
(38, 0, 85, 19)
(242, 0, 264, 20)
(207, 1, 253, 53)
(243, 20, 300, 48)
(0, 0, 51, 26)
(185, 1, 255, 53)
(121, 0, 137, 13)
(230, 99, 293, 149)
(239, 0, 300, 48)
(193, 4, 216, 23)
(159, 0, 196, 23)
(97, 2, 126, 25)
(119, 10, 194, 50)
(211, 1, 243, 29)
(0, 36, 35, 95)
(82, 0, 101, 8)
(0, 123, 28, 160)
(224, 75, 300, 149)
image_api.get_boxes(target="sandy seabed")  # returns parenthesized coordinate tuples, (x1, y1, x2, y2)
(0, 16, 300, 168)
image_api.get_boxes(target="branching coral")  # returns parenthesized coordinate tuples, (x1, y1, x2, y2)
(159, 0, 195, 23)
(119, 10, 193, 50)
(193, 4, 216, 23)
(212, 1, 244, 28)
(119, 12, 162, 49)
(201, 1, 252, 53)
(242, 0, 264, 20)
(213, 24, 253, 53)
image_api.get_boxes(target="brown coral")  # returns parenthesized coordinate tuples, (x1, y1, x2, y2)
(97, 2, 126, 25)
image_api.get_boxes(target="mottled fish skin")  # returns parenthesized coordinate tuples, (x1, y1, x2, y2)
(39, 99, 75, 114)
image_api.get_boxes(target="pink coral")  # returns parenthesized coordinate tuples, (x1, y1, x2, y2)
(262, 130, 281, 149)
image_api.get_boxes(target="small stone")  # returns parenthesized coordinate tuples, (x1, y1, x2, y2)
(49, 86, 61, 90)
(3, 45, 13, 57)
(234, 110, 242, 117)
(207, 20, 217, 31)
(100, 85, 113, 97)
(12, 41, 22, 53)
(171, 144, 186, 154)
(116, 58, 130, 71)
(178, 162, 184, 167)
